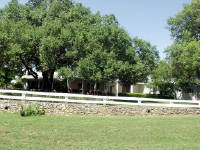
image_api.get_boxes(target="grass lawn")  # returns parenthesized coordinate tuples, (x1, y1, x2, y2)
(1, 113, 200, 150)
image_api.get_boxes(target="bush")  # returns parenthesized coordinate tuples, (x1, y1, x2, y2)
(20, 104, 45, 117)
(13, 80, 24, 90)
(119, 93, 174, 99)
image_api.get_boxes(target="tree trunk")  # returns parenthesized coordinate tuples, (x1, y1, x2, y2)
(89, 83, 92, 95)
(103, 81, 107, 96)
(42, 69, 55, 92)
(94, 82, 97, 95)
(82, 80, 84, 94)
(66, 79, 69, 92)
(66, 79, 72, 93)
(19, 55, 38, 79)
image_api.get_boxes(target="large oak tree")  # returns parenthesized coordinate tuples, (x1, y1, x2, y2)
(0, 0, 159, 92)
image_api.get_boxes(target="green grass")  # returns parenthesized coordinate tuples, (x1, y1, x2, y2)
(1, 113, 200, 150)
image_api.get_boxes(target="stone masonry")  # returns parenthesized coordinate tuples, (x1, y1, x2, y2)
(1, 99, 200, 116)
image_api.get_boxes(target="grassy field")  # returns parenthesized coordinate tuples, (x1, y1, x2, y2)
(1, 113, 200, 150)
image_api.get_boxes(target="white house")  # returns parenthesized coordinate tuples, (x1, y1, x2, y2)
(21, 72, 152, 96)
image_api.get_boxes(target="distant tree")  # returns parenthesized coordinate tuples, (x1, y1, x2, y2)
(133, 37, 159, 71)
(150, 61, 176, 98)
(0, 14, 22, 88)
(166, 41, 200, 92)
(167, 0, 200, 93)
(77, 51, 120, 90)
(77, 18, 160, 91)
(27, 0, 44, 8)
(57, 67, 75, 92)
(168, 0, 200, 42)
(118, 37, 159, 87)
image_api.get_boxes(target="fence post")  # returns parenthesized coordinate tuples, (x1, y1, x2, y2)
(22, 92, 26, 100)
(103, 97, 108, 106)
(65, 96, 69, 103)
(138, 99, 142, 104)
(170, 100, 173, 105)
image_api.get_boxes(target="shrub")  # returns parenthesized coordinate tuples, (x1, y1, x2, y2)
(20, 104, 45, 117)
(13, 80, 24, 90)
(119, 93, 174, 99)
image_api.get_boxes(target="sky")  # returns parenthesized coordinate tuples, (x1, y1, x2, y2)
(0, 0, 192, 58)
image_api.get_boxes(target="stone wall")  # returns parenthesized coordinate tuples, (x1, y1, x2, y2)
(1, 99, 200, 116)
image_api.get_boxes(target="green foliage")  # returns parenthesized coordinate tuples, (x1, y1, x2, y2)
(0, 19, 20, 87)
(150, 61, 176, 98)
(57, 67, 75, 81)
(57, 67, 76, 91)
(20, 104, 45, 117)
(28, 0, 44, 8)
(0, 0, 159, 91)
(0, 0, 79, 91)
(167, 41, 200, 92)
(0, 70, 13, 88)
(77, 51, 120, 83)
(133, 37, 159, 70)
(119, 93, 174, 99)
(12, 79, 24, 90)
(166, 40, 200, 92)
(168, 0, 200, 41)
(118, 37, 159, 85)
(166, 0, 200, 93)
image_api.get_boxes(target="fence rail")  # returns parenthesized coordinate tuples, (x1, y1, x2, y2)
(0, 89, 200, 108)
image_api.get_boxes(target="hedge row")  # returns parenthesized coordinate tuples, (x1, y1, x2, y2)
(119, 93, 174, 99)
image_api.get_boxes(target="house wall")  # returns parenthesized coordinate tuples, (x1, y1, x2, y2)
(22, 77, 151, 95)
(176, 91, 199, 100)
(133, 84, 144, 93)
(23, 79, 42, 90)
(122, 84, 130, 93)
(111, 83, 122, 95)
(131, 84, 151, 94)
(71, 79, 82, 92)
(143, 85, 151, 94)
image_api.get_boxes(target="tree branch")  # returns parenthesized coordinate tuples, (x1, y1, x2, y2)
(19, 55, 38, 79)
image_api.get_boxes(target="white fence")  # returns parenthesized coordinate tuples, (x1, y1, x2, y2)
(0, 89, 200, 108)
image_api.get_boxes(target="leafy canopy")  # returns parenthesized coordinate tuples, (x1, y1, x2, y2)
(166, 0, 200, 92)
(0, 0, 159, 91)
